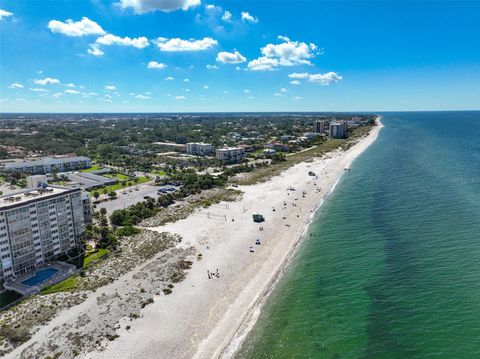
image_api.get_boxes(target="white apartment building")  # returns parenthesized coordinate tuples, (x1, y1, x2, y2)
(329, 121, 348, 139)
(0, 156, 92, 174)
(186, 142, 214, 156)
(0, 187, 89, 282)
(216, 147, 245, 163)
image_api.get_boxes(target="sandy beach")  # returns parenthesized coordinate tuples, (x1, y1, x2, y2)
(5, 119, 382, 359)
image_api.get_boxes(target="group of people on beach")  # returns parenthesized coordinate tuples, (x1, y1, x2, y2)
(207, 269, 220, 279)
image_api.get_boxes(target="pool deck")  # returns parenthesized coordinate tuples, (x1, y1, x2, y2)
(4, 262, 77, 296)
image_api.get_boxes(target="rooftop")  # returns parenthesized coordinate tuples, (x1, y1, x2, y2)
(0, 186, 78, 210)
(0, 156, 91, 169)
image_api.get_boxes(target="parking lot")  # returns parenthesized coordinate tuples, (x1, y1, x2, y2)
(94, 184, 159, 215)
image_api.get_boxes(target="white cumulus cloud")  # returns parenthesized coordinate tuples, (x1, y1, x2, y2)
(165, 76, 175, 80)
(135, 94, 150, 99)
(119, 0, 200, 14)
(155, 37, 217, 51)
(88, 34, 148, 56)
(248, 36, 318, 71)
(105, 85, 116, 91)
(175, 95, 186, 100)
(288, 71, 342, 85)
(34, 77, 60, 85)
(247, 56, 279, 71)
(288, 72, 309, 79)
(0, 9, 13, 20)
(147, 61, 166, 69)
(216, 50, 246, 64)
(65, 89, 81, 95)
(206, 64, 219, 70)
(221, 10, 232, 22)
(95, 34, 149, 48)
(241, 11, 258, 23)
(8, 83, 23, 89)
(87, 44, 104, 56)
(30, 88, 48, 92)
(48, 17, 105, 37)
(308, 72, 343, 85)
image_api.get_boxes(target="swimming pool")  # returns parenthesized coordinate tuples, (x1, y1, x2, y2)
(21, 268, 58, 287)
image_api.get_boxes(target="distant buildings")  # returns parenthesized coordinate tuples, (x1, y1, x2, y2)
(0, 156, 91, 175)
(265, 142, 289, 152)
(216, 147, 245, 163)
(0, 186, 90, 282)
(314, 120, 328, 134)
(153, 142, 187, 152)
(186, 143, 213, 156)
(303, 132, 320, 140)
(329, 121, 348, 139)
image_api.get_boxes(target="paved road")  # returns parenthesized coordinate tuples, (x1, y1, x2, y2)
(94, 184, 159, 215)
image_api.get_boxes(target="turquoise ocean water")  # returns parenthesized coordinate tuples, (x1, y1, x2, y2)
(237, 112, 480, 358)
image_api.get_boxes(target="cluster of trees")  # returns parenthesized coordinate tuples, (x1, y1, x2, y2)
(110, 194, 177, 226)
(86, 208, 118, 249)
(85, 207, 142, 249)
(0, 171, 26, 187)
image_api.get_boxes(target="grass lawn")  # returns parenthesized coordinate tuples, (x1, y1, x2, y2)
(151, 170, 167, 176)
(83, 248, 108, 267)
(103, 173, 131, 181)
(80, 164, 102, 172)
(89, 176, 150, 194)
(41, 276, 79, 294)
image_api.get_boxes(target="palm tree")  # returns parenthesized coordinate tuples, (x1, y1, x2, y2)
(93, 191, 100, 202)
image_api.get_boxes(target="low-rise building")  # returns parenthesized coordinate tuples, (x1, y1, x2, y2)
(153, 142, 187, 152)
(186, 143, 213, 156)
(0, 186, 89, 282)
(216, 147, 245, 163)
(303, 132, 320, 140)
(0, 156, 91, 175)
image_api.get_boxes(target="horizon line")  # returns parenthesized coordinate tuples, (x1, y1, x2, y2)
(1, 109, 480, 116)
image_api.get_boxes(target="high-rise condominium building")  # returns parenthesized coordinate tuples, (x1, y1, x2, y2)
(0, 187, 89, 282)
(314, 120, 328, 134)
(329, 121, 348, 139)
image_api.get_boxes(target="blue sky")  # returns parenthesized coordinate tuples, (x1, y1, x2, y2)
(1, 0, 479, 112)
